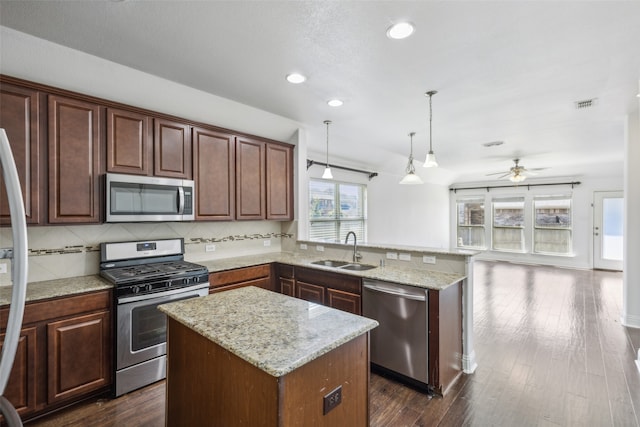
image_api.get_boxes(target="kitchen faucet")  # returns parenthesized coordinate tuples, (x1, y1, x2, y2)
(345, 231, 362, 263)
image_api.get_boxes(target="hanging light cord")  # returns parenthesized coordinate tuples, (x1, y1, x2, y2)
(406, 132, 416, 173)
(324, 120, 331, 165)
(428, 94, 433, 152)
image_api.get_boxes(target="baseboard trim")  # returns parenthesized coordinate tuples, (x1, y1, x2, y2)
(621, 313, 640, 329)
(462, 351, 477, 374)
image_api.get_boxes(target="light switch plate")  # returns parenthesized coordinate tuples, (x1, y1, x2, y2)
(386, 252, 398, 260)
(423, 255, 436, 264)
(263, 240, 271, 247)
(300, 243, 308, 250)
(316, 245, 325, 252)
(205, 244, 216, 252)
(399, 253, 411, 261)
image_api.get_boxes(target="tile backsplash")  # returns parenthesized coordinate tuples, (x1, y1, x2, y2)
(0, 221, 293, 285)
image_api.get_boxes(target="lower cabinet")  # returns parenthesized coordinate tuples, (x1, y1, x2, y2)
(0, 290, 112, 422)
(209, 264, 274, 294)
(276, 265, 362, 315)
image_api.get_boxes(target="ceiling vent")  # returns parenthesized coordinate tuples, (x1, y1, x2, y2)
(482, 141, 504, 147)
(574, 98, 597, 109)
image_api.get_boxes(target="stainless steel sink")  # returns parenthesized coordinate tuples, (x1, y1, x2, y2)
(339, 263, 377, 271)
(311, 260, 350, 268)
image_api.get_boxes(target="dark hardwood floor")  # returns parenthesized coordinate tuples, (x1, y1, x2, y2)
(27, 261, 639, 426)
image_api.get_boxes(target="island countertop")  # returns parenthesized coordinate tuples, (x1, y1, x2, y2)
(158, 286, 378, 377)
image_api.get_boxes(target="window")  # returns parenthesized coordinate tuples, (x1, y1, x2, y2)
(533, 196, 572, 254)
(309, 179, 367, 242)
(492, 197, 525, 251)
(456, 199, 485, 248)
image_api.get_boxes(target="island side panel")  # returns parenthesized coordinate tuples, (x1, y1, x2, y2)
(279, 333, 370, 427)
(428, 281, 463, 395)
(165, 318, 279, 426)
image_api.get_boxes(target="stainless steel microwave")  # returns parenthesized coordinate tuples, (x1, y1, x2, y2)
(106, 173, 195, 222)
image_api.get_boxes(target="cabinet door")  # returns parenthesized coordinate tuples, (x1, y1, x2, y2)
(106, 108, 151, 175)
(265, 143, 293, 220)
(296, 281, 325, 304)
(154, 118, 192, 179)
(327, 288, 361, 315)
(192, 127, 235, 220)
(280, 277, 295, 297)
(0, 326, 38, 417)
(47, 311, 111, 405)
(235, 137, 265, 220)
(48, 95, 102, 223)
(0, 83, 42, 225)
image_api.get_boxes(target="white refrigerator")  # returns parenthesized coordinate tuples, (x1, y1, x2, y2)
(0, 128, 28, 427)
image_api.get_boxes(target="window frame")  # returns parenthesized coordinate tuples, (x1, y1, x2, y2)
(456, 198, 486, 249)
(491, 197, 526, 252)
(532, 195, 573, 255)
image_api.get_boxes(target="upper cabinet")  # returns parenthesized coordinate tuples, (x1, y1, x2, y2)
(265, 143, 293, 220)
(235, 137, 266, 220)
(0, 83, 42, 225)
(48, 94, 102, 224)
(192, 126, 235, 221)
(154, 118, 192, 179)
(106, 108, 152, 176)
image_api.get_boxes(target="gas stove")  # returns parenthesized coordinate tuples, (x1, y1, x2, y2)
(100, 238, 209, 300)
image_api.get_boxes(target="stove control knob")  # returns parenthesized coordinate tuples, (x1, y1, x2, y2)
(145, 284, 153, 292)
(166, 280, 172, 288)
(132, 285, 140, 294)
(193, 276, 200, 283)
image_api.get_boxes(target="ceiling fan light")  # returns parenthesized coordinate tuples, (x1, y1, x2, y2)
(322, 166, 333, 180)
(509, 173, 526, 183)
(424, 151, 438, 168)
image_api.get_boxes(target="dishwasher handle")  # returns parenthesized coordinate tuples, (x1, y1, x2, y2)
(363, 283, 426, 301)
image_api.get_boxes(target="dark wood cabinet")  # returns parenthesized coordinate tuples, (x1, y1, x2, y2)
(154, 118, 192, 179)
(47, 310, 111, 404)
(192, 126, 235, 220)
(209, 264, 274, 294)
(276, 264, 295, 296)
(295, 281, 325, 304)
(265, 143, 293, 220)
(327, 288, 361, 315)
(0, 290, 112, 422)
(0, 83, 43, 225)
(0, 327, 38, 418)
(48, 94, 102, 224)
(106, 107, 152, 175)
(235, 137, 265, 220)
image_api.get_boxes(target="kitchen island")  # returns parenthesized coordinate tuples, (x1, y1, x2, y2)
(158, 286, 378, 427)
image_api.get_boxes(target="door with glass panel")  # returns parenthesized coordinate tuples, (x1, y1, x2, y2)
(593, 191, 623, 271)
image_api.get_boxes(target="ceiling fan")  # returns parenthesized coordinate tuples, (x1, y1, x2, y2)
(486, 158, 544, 183)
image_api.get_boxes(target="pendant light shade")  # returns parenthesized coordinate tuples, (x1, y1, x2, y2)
(399, 132, 423, 185)
(423, 90, 439, 168)
(322, 120, 333, 179)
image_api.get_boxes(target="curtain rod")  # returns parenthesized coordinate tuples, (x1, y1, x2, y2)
(306, 159, 378, 180)
(450, 181, 581, 193)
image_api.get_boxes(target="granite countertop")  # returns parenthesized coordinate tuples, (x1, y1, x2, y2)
(158, 286, 378, 377)
(200, 252, 466, 291)
(0, 275, 112, 306)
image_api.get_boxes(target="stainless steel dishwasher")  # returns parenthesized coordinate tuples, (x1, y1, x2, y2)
(362, 279, 428, 387)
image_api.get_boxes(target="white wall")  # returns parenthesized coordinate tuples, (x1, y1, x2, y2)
(449, 173, 624, 269)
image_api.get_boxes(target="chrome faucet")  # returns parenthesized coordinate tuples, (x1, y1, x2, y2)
(345, 231, 362, 263)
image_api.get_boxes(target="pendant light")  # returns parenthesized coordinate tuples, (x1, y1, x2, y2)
(399, 132, 423, 185)
(423, 90, 439, 168)
(322, 120, 333, 179)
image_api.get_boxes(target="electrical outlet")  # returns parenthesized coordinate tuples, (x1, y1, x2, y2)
(205, 244, 216, 252)
(423, 255, 436, 264)
(386, 252, 398, 260)
(399, 253, 411, 261)
(316, 245, 325, 252)
(0, 263, 7, 274)
(300, 243, 308, 250)
(263, 240, 271, 247)
(323, 385, 342, 415)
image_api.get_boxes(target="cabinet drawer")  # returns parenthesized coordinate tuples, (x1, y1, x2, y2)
(209, 264, 271, 287)
(275, 263, 294, 279)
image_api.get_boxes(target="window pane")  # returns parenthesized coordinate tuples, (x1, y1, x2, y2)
(309, 180, 336, 219)
(534, 199, 571, 227)
(533, 196, 572, 254)
(457, 201, 484, 226)
(457, 199, 485, 248)
(493, 199, 524, 227)
(492, 198, 524, 251)
(339, 184, 364, 219)
(602, 197, 623, 261)
(339, 220, 365, 242)
(457, 226, 485, 248)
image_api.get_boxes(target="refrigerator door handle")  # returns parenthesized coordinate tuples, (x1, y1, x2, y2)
(0, 128, 29, 426)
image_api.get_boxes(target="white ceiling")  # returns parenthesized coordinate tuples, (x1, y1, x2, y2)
(1, 1, 639, 185)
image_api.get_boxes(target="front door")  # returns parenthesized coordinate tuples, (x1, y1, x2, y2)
(593, 191, 624, 271)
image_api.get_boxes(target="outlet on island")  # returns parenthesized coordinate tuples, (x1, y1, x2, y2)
(323, 385, 342, 415)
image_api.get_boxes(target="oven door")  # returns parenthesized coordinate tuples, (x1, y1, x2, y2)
(116, 283, 208, 370)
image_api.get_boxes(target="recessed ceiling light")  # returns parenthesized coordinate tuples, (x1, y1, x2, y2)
(327, 99, 343, 107)
(386, 22, 414, 40)
(286, 73, 306, 84)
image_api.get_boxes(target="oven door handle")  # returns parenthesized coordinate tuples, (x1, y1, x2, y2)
(117, 282, 209, 304)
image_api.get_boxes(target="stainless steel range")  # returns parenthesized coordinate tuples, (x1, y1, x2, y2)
(100, 238, 209, 397)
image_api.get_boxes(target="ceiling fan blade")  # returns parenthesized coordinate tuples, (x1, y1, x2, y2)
(486, 171, 509, 176)
(495, 172, 512, 179)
